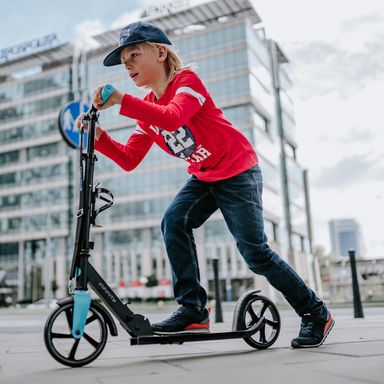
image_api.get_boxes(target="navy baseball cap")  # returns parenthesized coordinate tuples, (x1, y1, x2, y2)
(103, 21, 173, 66)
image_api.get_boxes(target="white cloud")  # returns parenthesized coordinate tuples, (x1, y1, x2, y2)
(73, 8, 143, 50)
(74, 19, 105, 49)
(294, 76, 384, 259)
(311, 180, 384, 258)
(296, 78, 384, 167)
(339, 11, 384, 52)
(110, 9, 143, 30)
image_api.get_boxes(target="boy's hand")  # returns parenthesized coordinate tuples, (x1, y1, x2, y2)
(75, 113, 104, 140)
(75, 112, 88, 131)
(93, 85, 123, 110)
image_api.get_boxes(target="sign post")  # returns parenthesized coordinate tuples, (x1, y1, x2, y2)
(58, 101, 89, 149)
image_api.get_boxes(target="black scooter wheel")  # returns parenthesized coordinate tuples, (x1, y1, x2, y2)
(44, 302, 108, 367)
(237, 294, 281, 349)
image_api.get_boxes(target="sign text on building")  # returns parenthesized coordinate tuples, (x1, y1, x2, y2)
(0, 34, 59, 63)
(141, 0, 190, 18)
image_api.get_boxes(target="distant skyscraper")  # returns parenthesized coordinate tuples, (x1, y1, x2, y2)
(329, 219, 362, 257)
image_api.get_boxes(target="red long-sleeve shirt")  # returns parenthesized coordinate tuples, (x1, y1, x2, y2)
(95, 69, 258, 182)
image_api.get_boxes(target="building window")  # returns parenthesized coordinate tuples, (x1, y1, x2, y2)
(264, 220, 278, 243)
(253, 108, 270, 135)
(27, 143, 58, 161)
(0, 151, 19, 166)
(284, 142, 296, 160)
(292, 233, 305, 252)
(0, 172, 16, 185)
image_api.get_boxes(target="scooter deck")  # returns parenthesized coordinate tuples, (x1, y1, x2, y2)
(131, 317, 264, 345)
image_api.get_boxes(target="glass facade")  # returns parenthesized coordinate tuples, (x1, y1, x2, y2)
(0, 57, 71, 301)
(0, 1, 319, 304)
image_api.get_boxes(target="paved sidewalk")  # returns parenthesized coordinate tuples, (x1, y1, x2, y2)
(0, 305, 383, 384)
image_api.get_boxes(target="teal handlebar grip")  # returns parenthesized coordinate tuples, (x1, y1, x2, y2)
(100, 84, 115, 104)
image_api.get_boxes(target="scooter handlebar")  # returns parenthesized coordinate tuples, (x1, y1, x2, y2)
(86, 84, 115, 115)
(100, 84, 115, 105)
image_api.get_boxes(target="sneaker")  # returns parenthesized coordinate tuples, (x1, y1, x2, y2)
(291, 308, 335, 348)
(151, 305, 210, 334)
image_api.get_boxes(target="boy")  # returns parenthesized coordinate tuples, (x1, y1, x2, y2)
(78, 21, 334, 348)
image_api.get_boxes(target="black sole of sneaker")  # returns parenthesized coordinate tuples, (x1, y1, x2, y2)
(291, 319, 335, 348)
(153, 329, 210, 335)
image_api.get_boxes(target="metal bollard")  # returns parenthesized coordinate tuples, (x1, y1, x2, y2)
(212, 258, 223, 323)
(348, 249, 364, 318)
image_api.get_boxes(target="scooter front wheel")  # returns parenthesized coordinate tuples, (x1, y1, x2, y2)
(236, 293, 281, 349)
(44, 302, 108, 367)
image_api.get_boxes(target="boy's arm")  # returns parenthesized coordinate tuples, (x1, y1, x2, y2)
(95, 126, 153, 171)
(119, 71, 208, 132)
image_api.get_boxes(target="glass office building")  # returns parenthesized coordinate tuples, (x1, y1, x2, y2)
(0, 0, 321, 304)
(329, 219, 362, 258)
(0, 41, 74, 302)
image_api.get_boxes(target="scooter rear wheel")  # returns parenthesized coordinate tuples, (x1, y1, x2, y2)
(44, 302, 107, 367)
(237, 294, 281, 349)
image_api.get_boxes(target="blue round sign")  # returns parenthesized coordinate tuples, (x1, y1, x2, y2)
(58, 101, 89, 149)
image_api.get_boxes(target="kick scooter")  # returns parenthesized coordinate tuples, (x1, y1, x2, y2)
(44, 85, 281, 367)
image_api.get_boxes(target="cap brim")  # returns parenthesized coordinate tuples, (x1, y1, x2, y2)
(103, 39, 147, 66)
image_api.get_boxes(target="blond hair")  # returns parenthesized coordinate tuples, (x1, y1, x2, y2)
(146, 42, 194, 85)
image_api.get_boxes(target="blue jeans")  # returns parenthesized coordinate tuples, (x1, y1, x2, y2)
(161, 166, 324, 316)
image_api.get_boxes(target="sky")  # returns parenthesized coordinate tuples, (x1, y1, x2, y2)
(1, 0, 383, 258)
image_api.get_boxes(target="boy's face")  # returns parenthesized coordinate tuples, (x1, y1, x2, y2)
(120, 43, 166, 88)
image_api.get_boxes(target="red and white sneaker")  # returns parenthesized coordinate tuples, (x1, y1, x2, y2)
(291, 309, 335, 348)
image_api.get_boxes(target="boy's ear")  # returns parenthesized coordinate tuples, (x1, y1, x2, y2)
(158, 45, 168, 62)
